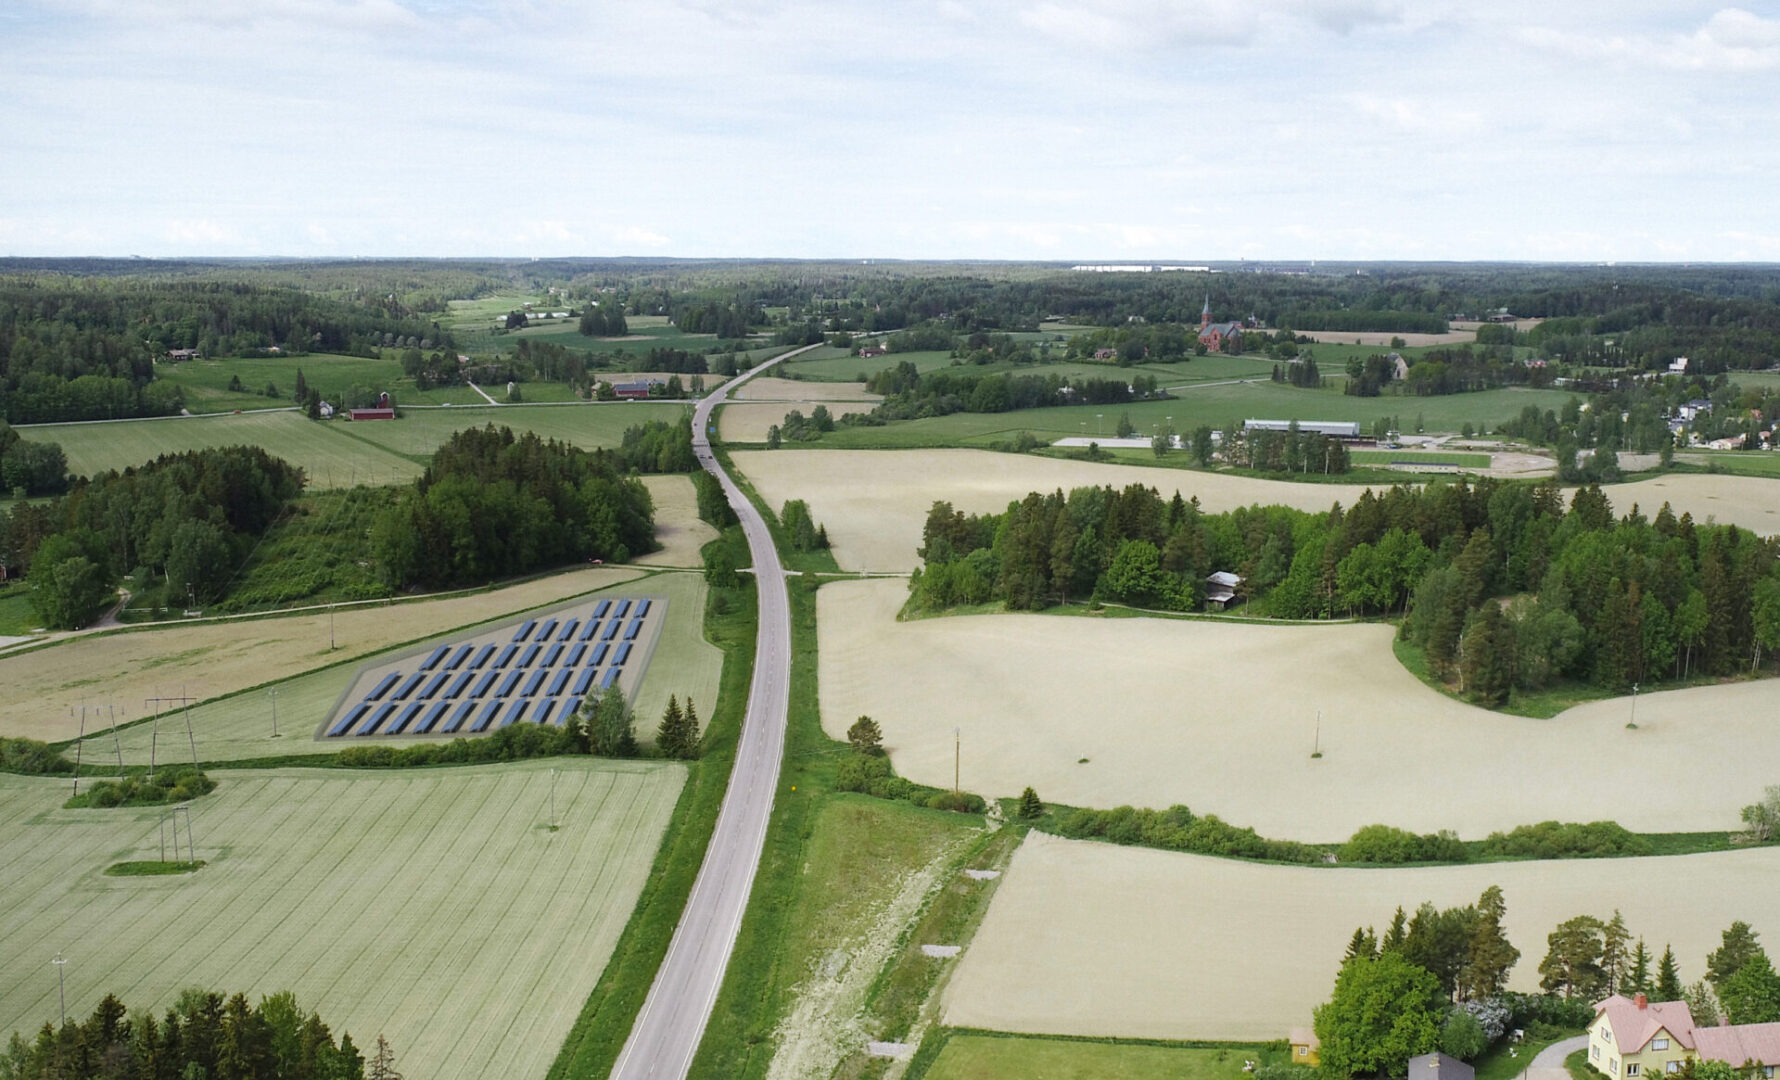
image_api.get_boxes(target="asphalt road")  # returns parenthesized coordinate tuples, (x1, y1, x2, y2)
(608, 343, 821, 1080)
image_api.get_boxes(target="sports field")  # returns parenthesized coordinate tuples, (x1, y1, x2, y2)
(944, 833, 1780, 1041)
(0, 759, 683, 1080)
(1, 566, 644, 744)
(735, 450, 1780, 572)
(790, 384, 1580, 450)
(818, 578, 1780, 839)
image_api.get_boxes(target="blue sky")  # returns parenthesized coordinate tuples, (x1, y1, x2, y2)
(2, 1, 1777, 260)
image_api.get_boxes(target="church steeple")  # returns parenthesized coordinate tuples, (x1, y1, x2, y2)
(1200, 294, 1212, 330)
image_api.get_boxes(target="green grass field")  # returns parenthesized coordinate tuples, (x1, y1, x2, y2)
(918, 1034, 1280, 1080)
(86, 570, 716, 764)
(1350, 450, 1492, 468)
(780, 346, 1280, 388)
(798, 384, 1581, 449)
(0, 759, 683, 1080)
(1682, 450, 1780, 477)
(334, 401, 690, 460)
(0, 588, 39, 636)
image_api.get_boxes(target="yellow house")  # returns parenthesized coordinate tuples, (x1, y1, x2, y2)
(1589, 994, 1696, 1079)
(1289, 1027, 1321, 1067)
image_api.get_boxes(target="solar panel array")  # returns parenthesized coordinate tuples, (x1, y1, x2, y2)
(323, 597, 657, 739)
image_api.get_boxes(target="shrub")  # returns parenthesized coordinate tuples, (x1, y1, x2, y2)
(1, 737, 73, 775)
(1340, 824, 1469, 864)
(1478, 820, 1651, 859)
(1441, 1007, 1489, 1060)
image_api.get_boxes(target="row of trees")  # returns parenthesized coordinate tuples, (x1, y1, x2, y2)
(1538, 915, 1780, 1028)
(0, 422, 67, 495)
(908, 477, 1780, 703)
(0, 988, 390, 1080)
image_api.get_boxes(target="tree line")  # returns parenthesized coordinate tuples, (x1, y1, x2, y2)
(0, 422, 68, 496)
(837, 361, 1162, 427)
(908, 477, 1780, 705)
(6, 445, 304, 628)
(0, 988, 387, 1080)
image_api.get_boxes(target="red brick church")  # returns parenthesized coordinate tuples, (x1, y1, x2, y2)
(1198, 296, 1245, 353)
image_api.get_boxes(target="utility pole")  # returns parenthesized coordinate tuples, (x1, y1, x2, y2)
(1313, 710, 1322, 758)
(953, 726, 960, 796)
(269, 687, 279, 738)
(71, 707, 86, 797)
(109, 704, 123, 770)
(550, 768, 558, 830)
(145, 691, 197, 781)
(1628, 683, 1640, 729)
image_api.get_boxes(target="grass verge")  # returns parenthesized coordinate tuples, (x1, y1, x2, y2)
(906, 1030, 1286, 1080)
(104, 860, 205, 876)
(545, 531, 757, 1079)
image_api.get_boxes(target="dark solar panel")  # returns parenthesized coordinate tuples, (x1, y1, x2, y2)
(470, 644, 495, 670)
(600, 667, 621, 689)
(589, 642, 609, 666)
(392, 673, 425, 701)
(420, 672, 449, 699)
(536, 699, 558, 725)
(572, 667, 597, 696)
(470, 700, 503, 732)
(329, 703, 370, 737)
(542, 642, 564, 668)
(548, 668, 572, 696)
(563, 696, 582, 720)
(471, 671, 497, 698)
(635, 598, 652, 617)
(518, 643, 541, 668)
(557, 620, 578, 641)
(447, 644, 474, 670)
(537, 618, 558, 642)
(445, 699, 477, 733)
(416, 700, 451, 735)
(565, 643, 586, 667)
(494, 644, 517, 668)
(613, 599, 631, 619)
(418, 645, 450, 672)
(513, 619, 537, 642)
(389, 701, 425, 735)
(522, 670, 547, 697)
(364, 673, 401, 702)
(445, 672, 473, 698)
(359, 702, 398, 735)
(600, 620, 620, 641)
(577, 619, 600, 642)
(624, 618, 642, 641)
(613, 642, 632, 665)
(496, 671, 522, 698)
(592, 599, 611, 618)
(503, 700, 530, 726)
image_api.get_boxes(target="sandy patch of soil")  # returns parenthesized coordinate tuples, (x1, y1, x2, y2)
(0, 566, 643, 743)
(720, 402, 880, 443)
(819, 578, 1780, 839)
(635, 475, 719, 567)
(1606, 473, 1780, 536)
(733, 377, 884, 402)
(945, 832, 1780, 1041)
(734, 450, 1383, 571)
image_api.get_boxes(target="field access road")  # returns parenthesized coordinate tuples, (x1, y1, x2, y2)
(609, 342, 821, 1080)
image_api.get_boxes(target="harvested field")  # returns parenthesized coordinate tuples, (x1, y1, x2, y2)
(1292, 329, 1478, 346)
(733, 450, 1384, 571)
(1, 566, 644, 744)
(735, 450, 1779, 571)
(719, 402, 878, 442)
(0, 760, 682, 1080)
(731, 377, 883, 402)
(72, 570, 718, 763)
(945, 833, 1780, 1041)
(636, 474, 720, 568)
(818, 578, 1780, 839)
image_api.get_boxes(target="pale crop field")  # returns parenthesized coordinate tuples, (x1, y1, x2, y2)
(635, 474, 720, 569)
(0, 760, 683, 1080)
(945, 833, 1780, 1041)
(66, 569, 720, 763)
(1, 566, 644, 744)
(730, 377, 884, 402)
(718, 402, 879, 442)
(20, 412, 424, 489)
(328, 400, 691, 459)
(735, 450, 1780, 571)
(818, 579, 1780, 839)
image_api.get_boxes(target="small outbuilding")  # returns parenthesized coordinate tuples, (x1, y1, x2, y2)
(1206, 571, 1244, 609)
(1408, 1052, 1474, 1080)
(1288, 1027, 1320, 1066)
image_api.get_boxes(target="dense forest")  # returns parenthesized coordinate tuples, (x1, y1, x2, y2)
(369, 425, 665, 589)
(0, 988, 379, 1080)
(0, 421, 67, 495)
(908, 478, 1780, 706)
(5, 445, 304, 627)
(836, 361, 1162, 427)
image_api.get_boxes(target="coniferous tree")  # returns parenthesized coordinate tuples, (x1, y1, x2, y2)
(679, 698, 701, 760)
(1707, 922, 1764, 991)
(1657, 944, 1684, 1001)
(368, 1034, 403, 1080)
(656, 695, 686, 759)
(1018, 787, 1044, 820)
(847, 716, 884, 756)
(1602, 911, 1631, 994)
(1459, 885, 1521, 1001)
(1383, 907, 1409, 954)
(1627, 939, 1653, 996)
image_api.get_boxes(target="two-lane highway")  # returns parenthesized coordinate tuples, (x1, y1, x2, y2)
(609, 343, 821, 1080)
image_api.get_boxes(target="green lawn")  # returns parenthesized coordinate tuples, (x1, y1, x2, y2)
(0, 759, 683, 1080)
(1350, 450, 1492, 468)
(1681, 450, 1780, 477)
(800, 384, 1581, 449)
(0, 589, 40, 636)
(919, 1034, 1280, 1080)
(335, 401, 690, 460)
(781, 347, 1279, 387)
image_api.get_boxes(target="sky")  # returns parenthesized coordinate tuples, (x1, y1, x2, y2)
(2, 0, 1778, 261)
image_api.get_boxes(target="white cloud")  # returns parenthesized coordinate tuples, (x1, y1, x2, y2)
(1521, 7, 1780, 71)
(1016, 0, 1404, 51)
(612, 226, 672, 250)
(62, 0, 422, 31)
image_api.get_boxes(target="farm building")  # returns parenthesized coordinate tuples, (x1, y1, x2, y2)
(614, 379, 664, 399)
(163, 348, 201, 362)
(349, 391, 395, 421)
(1243, 419, 1363, 439)
(1408, 1053, 1473, 1080)
(1590, 993, 1780, 1077)
(1288, 1027, 1320, 1066)
(1205, 571, 1243, 609)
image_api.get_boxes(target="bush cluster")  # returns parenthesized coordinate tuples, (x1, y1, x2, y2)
(66, 767, 215, 808)
(0, 736, 73, 775)
(1478, 820, 1652, 859)
(1053, 804, 1322, 864)
(1340, 824, 1469, 865)
(337, 722, 580, 768)
(833, 752, 986, 813)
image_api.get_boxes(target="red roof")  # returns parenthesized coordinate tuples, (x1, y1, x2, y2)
(1696, 1023, 1780, 1068)
(1597, 994, 1698, 1052)
(349, 408, 395, 420)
